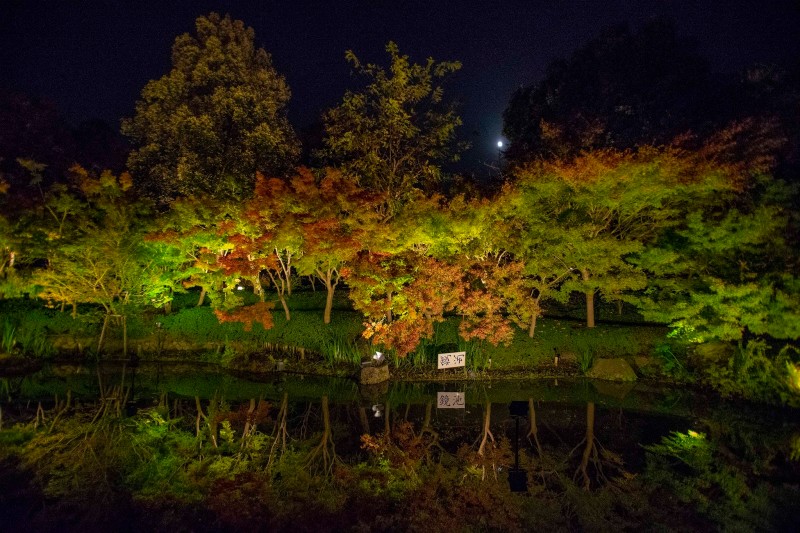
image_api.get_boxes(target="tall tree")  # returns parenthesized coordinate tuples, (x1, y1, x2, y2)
(320, 42, 465, 216)
(122, 13, 299, 203)
(502, 19, 713, 165)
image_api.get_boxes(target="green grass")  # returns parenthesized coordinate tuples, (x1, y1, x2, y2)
(0, 296, 668, 373)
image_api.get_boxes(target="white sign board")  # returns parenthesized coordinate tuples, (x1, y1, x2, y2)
(437, 351, 466, 369)
(437, 392, 465, 409)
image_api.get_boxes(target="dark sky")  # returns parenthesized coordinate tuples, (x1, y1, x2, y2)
(2, 0, 799, 170)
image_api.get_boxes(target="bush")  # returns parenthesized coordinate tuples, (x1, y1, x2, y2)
(702, 341, 800, 407)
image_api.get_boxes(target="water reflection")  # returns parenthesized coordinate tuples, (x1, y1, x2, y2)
(0, 367, 798, 531)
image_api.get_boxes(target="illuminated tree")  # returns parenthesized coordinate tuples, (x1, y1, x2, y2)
(356, 197, 514, 356)
(122, 13, 299, 202)
(321, 42, 464, 216)
(633, 181, 799, 343)
(508, 146, 729, 327)
(34, 166, 153, 350)
(146, 196, 237, 309)
(292, 168, 378, 324)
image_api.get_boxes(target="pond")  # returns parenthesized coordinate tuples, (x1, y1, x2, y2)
(1, 363, 798, 532)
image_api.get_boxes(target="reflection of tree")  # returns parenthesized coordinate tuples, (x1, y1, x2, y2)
(360, 401, 445, 472)
(476, 401, 495, 457)
(269, 392, 289, 462)
(569, 402, 625, 490)
(463, 401, 514, 482)
(527, 398, 542, 457)
(306, 395, 338, 476)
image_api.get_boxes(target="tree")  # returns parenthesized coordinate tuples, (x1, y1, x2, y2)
(34, 166, 153, 351)
(122, 13, 299, 202)
(320, 42, 465, 216)
(509, 146, 729, 327)
(145, 196, 239, 310)
(633, 178, 800, 344)
(0, 175, 23, 299)
(292, 168, 378, 324)
(502, 19, 713, 165)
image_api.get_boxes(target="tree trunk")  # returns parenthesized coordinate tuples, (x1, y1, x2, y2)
(586, 291, 595, 328)
(197, 287, 206, 307)
(278, 293, 290, 322)
(267, 271, 291, 321)
(528, 312, 538, 338)
(97, 314, 109, 354)
(581, 269, 595, 328)
(528, 398, 542, 457)
(251, 274, 265, 302)
(386, 291, 393, 324)
(324, 283, 335, 324)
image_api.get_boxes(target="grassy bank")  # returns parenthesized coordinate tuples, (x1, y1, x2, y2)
(0, 290, 668, 375)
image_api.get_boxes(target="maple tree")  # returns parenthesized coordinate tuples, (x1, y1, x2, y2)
(292, 168, 378, 324)
(509, 146, 724, 327)
(0, 174, 21, 299)
(31, 166, 157, 351)
(145, 196, 237, 310)
(357, 198, 515, 356)
(228, 173, 306, 321)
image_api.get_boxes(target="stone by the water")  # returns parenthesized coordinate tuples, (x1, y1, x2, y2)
(587, 358, 638, 382)
(360, 364, 389, 385)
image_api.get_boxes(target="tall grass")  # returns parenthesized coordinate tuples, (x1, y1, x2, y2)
(320, 335, 362, 369)
(577, 348, 595, 374)
(459, 337, 491, 372)
(2, 320, 16, 353)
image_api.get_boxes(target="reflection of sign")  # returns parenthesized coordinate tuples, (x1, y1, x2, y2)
(438, 351, 466, 369)
(437, 392, 465, 409)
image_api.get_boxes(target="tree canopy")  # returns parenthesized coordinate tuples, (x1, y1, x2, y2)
(122, 13, 299, 203)
(320, 42, 465, 216)
(502, 19, 713, 164)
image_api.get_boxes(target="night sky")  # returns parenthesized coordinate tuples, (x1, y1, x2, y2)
(2, 0, 799, 170)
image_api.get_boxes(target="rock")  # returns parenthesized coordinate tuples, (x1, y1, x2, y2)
(689, 342, 734, 368)
(587, 358, 637, 382)
(634, 356, 659, 369)
(632, 356, 662, 377)
(559, 351, 578, 365)
(360, 364, 390, 385)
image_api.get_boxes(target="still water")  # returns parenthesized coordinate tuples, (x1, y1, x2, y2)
(1, 363, 798, 532)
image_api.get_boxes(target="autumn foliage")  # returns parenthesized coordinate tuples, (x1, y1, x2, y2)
(214, 301, 275, 331)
